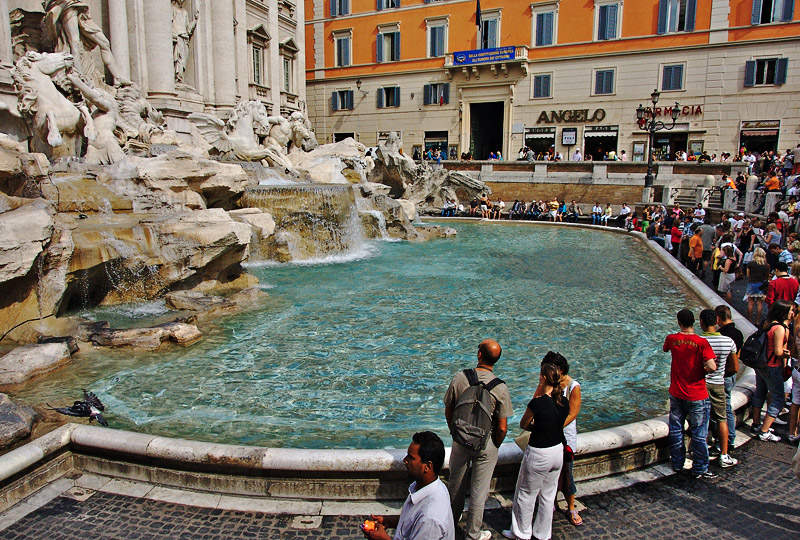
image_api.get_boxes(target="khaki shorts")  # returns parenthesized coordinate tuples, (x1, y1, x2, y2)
(707, 383, 727, 422)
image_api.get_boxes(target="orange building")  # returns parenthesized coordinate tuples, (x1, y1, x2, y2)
(305, 0, 800, 161)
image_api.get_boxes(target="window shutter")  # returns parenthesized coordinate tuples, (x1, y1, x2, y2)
(436, 26, 445, 56)
(376, 34, 383, 63)
(330, 0, 337, 17)
(377, 0, 384, 10)
(543, 75, 550, 97)
(662, 65, 672, 90)
(657, 0, 668, 34)
(343, 0, 349, 15)
(396, 0, 401, 7)
(685, 0, 697, 31)
(542, 13, 553, 45)
(343, 37, 350, 67)
(744, 60, 756, 86)
(595, 71, 603, 93)
(783, 0, 795, 21)
(377, 88, 384, 108)
(598, 6, 608, 39)
(751, 0, 762, 25)
(393, 32, 401, 61)
(332, 91, 339, 111)
(606, 4, 617, 39)
(535, 14, 544, 46)
(395, 87, 401, 106)
(348, 90, 355, 109)
(489, 20, 497, 48)
(534, 76, 542, 97)
(423, 84, 432, 105)
(776, 57, 788, 85)
(674, 65, 683, 89)
(442, 83, 449, 104)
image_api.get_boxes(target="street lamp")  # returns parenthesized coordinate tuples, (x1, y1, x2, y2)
(637, 89, 680, 201)
(354, 78, 369, 142)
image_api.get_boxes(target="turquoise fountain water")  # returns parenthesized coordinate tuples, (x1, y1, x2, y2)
(9, 222, 704, 449)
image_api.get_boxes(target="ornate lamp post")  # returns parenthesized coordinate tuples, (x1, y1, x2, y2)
(636, 89, 680, 203)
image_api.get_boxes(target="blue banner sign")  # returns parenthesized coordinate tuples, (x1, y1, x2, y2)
(452, 46, 515, 65)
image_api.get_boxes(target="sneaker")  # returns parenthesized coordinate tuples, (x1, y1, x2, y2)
(479, 531, 493, 540)
(708, 446, 721, 459)
(788, 434, 800, 444)
(501, 531, 517, 540)
(772, 417, 788, 425)
(758, 431, 781, 442)
(750, 423, 761, 434)
(719, 454, 738, 468)
(692, 470, 718, 479)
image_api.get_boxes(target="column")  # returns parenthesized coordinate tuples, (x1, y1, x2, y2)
(143, 0, 176, 96)
(107, 0, 131, 80)
(211, 0, 237, 108)
(0, 0, 12, 65)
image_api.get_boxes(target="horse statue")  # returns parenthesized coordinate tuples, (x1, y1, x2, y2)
(188, 100, 273, 162)
(288, 111, 318, 152)
(11, 51, 95, 160)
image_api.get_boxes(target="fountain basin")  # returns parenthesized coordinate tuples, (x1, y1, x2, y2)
(0, 222, 756, 508)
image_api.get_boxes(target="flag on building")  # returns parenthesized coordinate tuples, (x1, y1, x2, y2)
(476, 0, 482, 28)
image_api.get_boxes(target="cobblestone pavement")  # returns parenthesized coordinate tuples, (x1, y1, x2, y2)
(2, 436, 797, 540)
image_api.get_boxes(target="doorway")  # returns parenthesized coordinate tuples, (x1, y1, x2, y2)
(470, 102, 504, 160)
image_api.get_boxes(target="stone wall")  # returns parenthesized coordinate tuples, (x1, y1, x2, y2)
(485, 181, 644, 205)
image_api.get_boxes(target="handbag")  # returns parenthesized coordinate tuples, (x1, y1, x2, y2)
(743, 251, 754, 265)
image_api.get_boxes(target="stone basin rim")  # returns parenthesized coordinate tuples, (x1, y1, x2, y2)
(0, 222, 756, 483)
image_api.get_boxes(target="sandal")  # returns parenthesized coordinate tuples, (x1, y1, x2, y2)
(566, 509, 584, 526)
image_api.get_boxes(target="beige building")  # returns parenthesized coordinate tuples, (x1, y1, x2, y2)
(304, 0, 800, 161)
(0, 0, 307, 135)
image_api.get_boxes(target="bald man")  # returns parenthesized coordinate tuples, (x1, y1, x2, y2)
(444, 339, 513, 540)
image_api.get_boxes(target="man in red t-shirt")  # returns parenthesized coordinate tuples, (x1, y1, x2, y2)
(764, 261, 798, 308)
(663, 309, 717, 479)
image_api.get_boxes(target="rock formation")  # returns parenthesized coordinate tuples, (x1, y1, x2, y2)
(367, 131, 489, 212)
(0, 393, 37, 449)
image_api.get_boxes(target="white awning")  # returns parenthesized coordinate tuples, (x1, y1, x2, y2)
(584, 131, 618, 138)
(525, 133, 556, 139)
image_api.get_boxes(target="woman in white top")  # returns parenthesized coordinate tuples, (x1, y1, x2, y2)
(543, 351, 583, 527)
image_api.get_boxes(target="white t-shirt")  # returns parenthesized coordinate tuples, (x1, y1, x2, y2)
(620, 206, 631, 216)
(562, 379, 580, 449)
(693, 208, 706, 222)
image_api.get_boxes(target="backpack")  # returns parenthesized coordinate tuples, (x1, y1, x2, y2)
(740, 322, 782, 369)
(450, 369, 505, 452)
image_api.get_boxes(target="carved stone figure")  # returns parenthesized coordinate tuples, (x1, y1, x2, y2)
(188, 100, 273, 162)
(65, 71, 125, 165)
(288, 111, 318, 152)
(172, 0, 198, 84)
(42, 0, 131, 86)
(11, 51, 95, 160)
(115, 83, 179, 147)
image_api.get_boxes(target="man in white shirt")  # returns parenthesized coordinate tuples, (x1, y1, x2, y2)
(572, 149, 583, 161)
(363, 431, 455, 540)
(693, 204, 706, 223)
(619, 203, 631, 228)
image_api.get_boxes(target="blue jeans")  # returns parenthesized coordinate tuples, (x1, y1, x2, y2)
(668, 396, 710, 474)
(752, 365, 785, 418)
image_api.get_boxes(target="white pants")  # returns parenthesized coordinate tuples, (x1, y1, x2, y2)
(510, 443, 563, 540)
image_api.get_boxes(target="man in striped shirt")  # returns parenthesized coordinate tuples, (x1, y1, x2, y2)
(699, 309, 739, 468)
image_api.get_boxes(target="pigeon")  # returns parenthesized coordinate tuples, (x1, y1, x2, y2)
(47, 389, 108, 426)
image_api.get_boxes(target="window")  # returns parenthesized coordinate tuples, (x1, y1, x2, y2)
(423, 83, 449, 105)
(426, 19, 447, 58)
(377, 87, 400, 108)
(252, 46, 263, 85)
(377, 0, 401, 9)
(480, 14, 500, 49)
(744, 58, 788, 86)
(534, 11, 555, 47)
(533, 74, 552, 98)
(334, 32, 351, 67)
(377, 30, 400, 62)
(331, 89, 354, 111)
(330, 0, 350, 17)
(283, 57, 292, 92)
(595, 2, 621, 41)
(594, 69, 615, 94)
(751, 0, 794, 25)
(661, 64, 684, 91)
(657, 0, 696, 34)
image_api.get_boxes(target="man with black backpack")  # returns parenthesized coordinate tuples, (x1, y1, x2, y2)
(444, 339, 513, 540)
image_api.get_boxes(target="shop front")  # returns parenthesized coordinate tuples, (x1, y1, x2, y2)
(524, 127, 556, 156)
(739, 120, 780, 155)
(583, 126, 618, 161)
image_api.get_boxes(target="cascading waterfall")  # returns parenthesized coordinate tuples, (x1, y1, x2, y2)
(240, 184, 369, 261)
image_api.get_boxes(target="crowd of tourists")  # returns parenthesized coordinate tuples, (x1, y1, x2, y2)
(362, 340, 582, 540)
